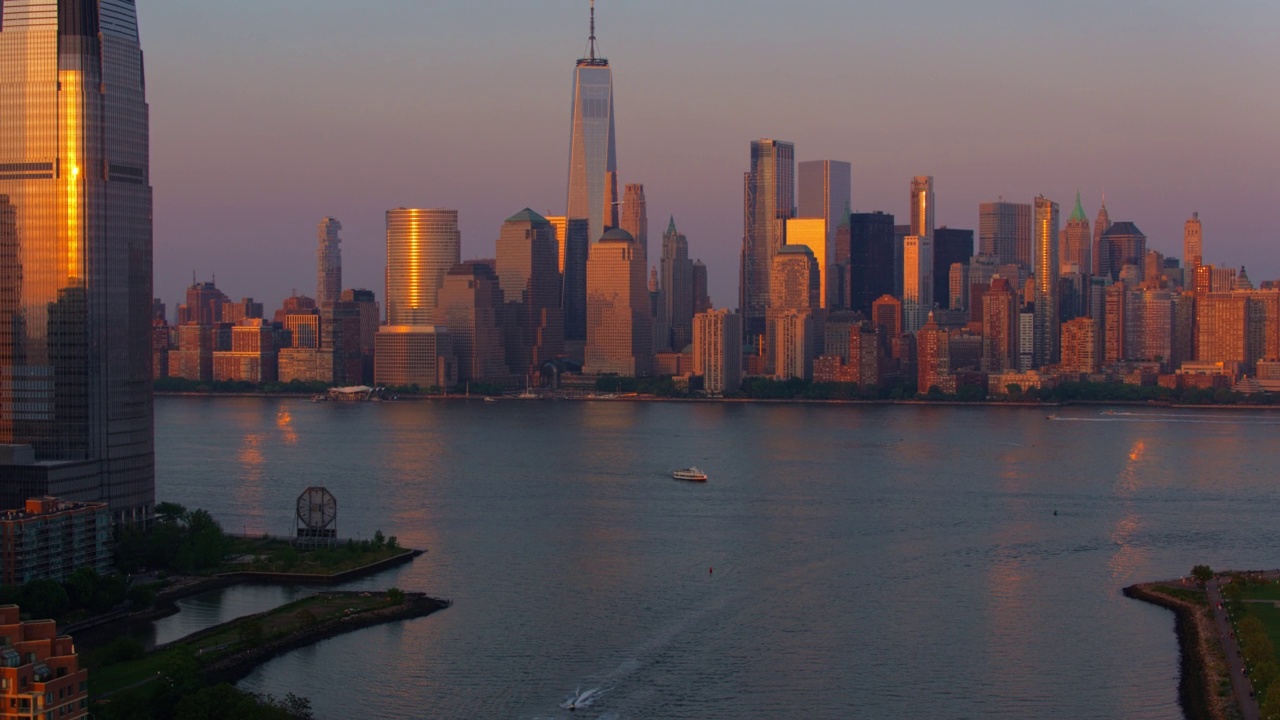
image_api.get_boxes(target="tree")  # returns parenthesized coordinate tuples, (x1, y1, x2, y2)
(387, 587, 406, 605)
(22, 579, 69, 620)
(1005, 384, 1023, 401)
(66, 566, 100, 609)
(1262, 686, 1280, 720)
(373, 530, 386, 549)
(1192, 564, 1213, 585)
(155, 502, 189, 525)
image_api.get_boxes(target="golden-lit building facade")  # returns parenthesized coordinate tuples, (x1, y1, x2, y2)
(585, 229, 652, 377)
(982, 277, 1018, 373)
(385, 209, 460, 326)
(0, 1, 154, 522)
(785, 218, 831, 310)
(1060, 192, 1091, 278)
(1195, 293, 1248, 375)
(1032, 195, 1059, 367)
(0, 605, 89, 719)
(902, 235, 933, 333)
(1184, 212, 1202, 286)
(212, 320, 277, 383)
(872, 295, 902, 339)
(916, 313, 954, 394)
(910, 175, 934, 239)
(1060, 317, 1100, 375)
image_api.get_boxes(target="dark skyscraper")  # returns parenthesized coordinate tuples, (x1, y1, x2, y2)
(562, 218, 590, 344)
(741, 139, 795, 340)
(933, 227, 974, 312)
(496, 209, 564, 381)
(1100, 222, 1148, 283)
(0, 0, 154, 521)
(566, 0, 618, 246)
(660, 217, 693, 352)
(979, 201, 1032, 269)
(848, 212, 896, 318)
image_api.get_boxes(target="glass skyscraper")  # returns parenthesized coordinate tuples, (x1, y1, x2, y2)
(740, 139, 795, 341)
(566, 1, 618, 247)
(385, 209, 460, 326)
(0, 0, 154, 522)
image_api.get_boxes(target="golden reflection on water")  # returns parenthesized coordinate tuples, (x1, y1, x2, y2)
(235, 432, 267, 534)
(277, 408, 298, 445)
(1108, 437, 1149, 580)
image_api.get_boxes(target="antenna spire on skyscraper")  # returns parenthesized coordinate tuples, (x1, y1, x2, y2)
(589, 0, 597, 61)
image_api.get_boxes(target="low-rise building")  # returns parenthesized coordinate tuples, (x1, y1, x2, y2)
(0, 498, 111, 586)
(0, 605, 89, 718)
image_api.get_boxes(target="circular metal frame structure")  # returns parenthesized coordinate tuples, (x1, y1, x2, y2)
(294, 486, 338, 548)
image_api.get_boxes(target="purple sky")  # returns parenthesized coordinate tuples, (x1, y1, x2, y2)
(146, 0, 1280, 315)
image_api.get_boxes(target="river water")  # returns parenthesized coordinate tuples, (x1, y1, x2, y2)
(153, 397, 1280, 719)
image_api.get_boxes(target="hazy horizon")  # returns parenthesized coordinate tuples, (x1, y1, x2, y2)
(147, 0, 1279, 314)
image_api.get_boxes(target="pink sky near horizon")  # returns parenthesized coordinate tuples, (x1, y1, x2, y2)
(145, 0, 1280, 315)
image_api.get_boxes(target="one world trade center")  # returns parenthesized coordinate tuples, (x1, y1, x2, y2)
(566, 0, 618, 245)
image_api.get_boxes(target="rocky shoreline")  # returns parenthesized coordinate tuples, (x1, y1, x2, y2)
(1124, 582, 1234, 720)
(196, 591, 449, 685)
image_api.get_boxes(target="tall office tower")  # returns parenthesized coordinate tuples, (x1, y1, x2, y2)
(933, 227, 973, 310)
(1103, 281, 1128, 364)
(910, 176, 935, 239)
(178, 280, 229, 325)
(385, 209, 460, 326)
(496, 209, 564, 381)
(648, 268, 666, 357)
(340, 289, 379, 383)
(1032, 196, 1060, 367)
(949, 263, 969, 311)
(273, 293, 317, 324)
(620, 184, 648, 263)
(799, 160, 851, 306)
(740, 139, 795, 340)
(1059, 267, 1087, 321)
(981, 277, 1018, 373)
(786, 218, 830, 309)
(1172, 292, 1196, 368)
(317, 218, 343, 304)
(1099, 222, 1147, 283)
(849, 212, 895, 317)
(1195, 264, 1237, 295)
(832, 212, 852, 310)
(1184, 212, 1203, 288)
(766, 245, 819, 373)
(1060, 317, 1100, 375)
(0, 0, 153, 521)
(660, 217, 694, 351)
(893, 224, 909, 298)
(979, 201, 1032, 269)
(1196, 293, 1250, 373)
(1129, 290, 1175, 370)
(1061, 192, 1091, 275)
(1092, 199, 1112, 277)
(693, 309, 743, 396)
(585, 228, 652, 376)
(692, 260, 711, 313)
(567, 1, 618, 246)
(872, 295, 902, 339)
(902, 235, 933, 334)
(774, 310, 813, 381)
(561, 218, 590, 344)
(917, 313, 954, 394)
(436, 262, 510, 383)
(1017, 308, 1035, 371)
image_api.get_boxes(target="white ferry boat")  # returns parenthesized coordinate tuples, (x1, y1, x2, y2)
(672, 467, 708, 482)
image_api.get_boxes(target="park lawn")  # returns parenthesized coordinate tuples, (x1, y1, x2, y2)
(1241, 583, 1280, 603)
(1153, 584, 1208, 606)
(1243, 602, 1280, 658)
(218, 538, 409, 576)
(88, 592, 398, 699)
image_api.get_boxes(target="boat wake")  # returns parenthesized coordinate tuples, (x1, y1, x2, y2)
(1049, 411, 1280, 425)
(560, 686, 606, 711)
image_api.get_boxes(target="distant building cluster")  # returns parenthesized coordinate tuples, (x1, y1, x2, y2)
(150, 6, 1280, 400)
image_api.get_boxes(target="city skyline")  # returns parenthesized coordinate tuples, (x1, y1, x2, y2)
(146, 2, 1279, 314)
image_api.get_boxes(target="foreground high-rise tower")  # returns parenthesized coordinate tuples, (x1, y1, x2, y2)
(566, 0, 618, 247)
(385, 209, 460, 326)
(0, 0, 154, 522)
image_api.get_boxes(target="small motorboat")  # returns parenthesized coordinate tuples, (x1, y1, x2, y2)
(672, 467, 708, 482)
(484, 396, 498, 403)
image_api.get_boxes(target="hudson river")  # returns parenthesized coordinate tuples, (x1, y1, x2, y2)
(155, 397, 1280, 719)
